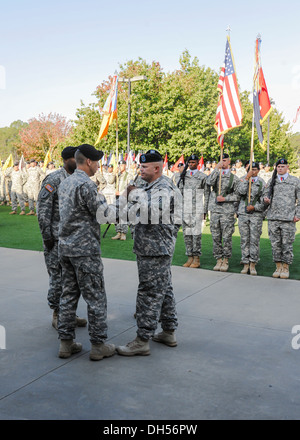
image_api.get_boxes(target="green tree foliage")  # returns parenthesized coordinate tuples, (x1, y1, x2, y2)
(63, 51, 294, 165)
(0, 120, 28, 161)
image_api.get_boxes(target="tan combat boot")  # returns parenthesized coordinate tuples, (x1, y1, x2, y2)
(76, 315, 87, 327)
(190, 256, 200, 268)
(280, 263, 289, 279)
(183, 256, 193, 267)
(58, 339, 82, 358)
(213, 258, 223, 271)
(241, 264, 249, 274)
(272, 262, 282, 278)
(116, 336, 150, 356)
(220, 258, 229, 272)
(26, 210, 35, 216)
(90, 342, 116, 361)
(152, 330, 177, 347)
(19, 211, 26, 215)
(120, 233, 127, 241)
(111, 232, 121, 240)
(9, 211, 17, 215)
(249, 262, 257, 276)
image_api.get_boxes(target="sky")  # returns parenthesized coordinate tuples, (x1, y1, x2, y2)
(1, 0, 300, 134)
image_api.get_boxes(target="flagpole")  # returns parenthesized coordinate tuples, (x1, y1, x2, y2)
(115, 116, 119, 193)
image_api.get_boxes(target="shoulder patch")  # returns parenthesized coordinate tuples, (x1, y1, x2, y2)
(45, 183, 54, 193)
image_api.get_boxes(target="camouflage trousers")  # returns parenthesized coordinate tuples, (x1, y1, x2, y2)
(183, 231, 202, 256)
(58, 255, 108, 343)
(44, 240, 62, 311)
(11, 190, 25, 212)
(136, 255, 178, 340)
(238, 214, 263, 263)
(27, 188, 39, 211)
(268, 220, 296, 264)
(116, 223, 128, 234)
(210, 212, 235, 259)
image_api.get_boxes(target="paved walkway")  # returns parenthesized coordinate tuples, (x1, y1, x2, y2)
(0, 247, 299, 420)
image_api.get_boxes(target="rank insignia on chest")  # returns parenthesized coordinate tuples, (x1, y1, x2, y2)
(45, 184, 54, 193)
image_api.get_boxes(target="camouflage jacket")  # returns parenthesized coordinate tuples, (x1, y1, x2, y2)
(236, 176, 266, 217)
(6, 169, 26, 192)
(37, 167, 70, 242)
(177, 170, 209, 214)
(206, 168, 240, 214)
(263, 174, 300, 221)
(128, 175, 182, 257)
(58, 169, 109, 257)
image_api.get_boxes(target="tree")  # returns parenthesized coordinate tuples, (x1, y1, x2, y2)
(16, 113, 73, 162)
(0, 120, 28, 161)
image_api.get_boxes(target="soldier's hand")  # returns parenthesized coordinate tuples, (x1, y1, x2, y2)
(293, 216, 300, 223)
(264, 197, 270, 205)
(246, 170, 254, 179)
(126, 185, 137, 197)
(216, 195, 225, 203)
(246, 205, 255, 212)
(44, 238, 55, 251)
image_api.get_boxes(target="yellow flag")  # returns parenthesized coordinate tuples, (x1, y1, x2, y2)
(43, 150, 52, 172)
(2, 153, 14, 171)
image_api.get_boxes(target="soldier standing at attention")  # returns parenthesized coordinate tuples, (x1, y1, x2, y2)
(8, 161, 27, 215)
(116, 150, 180, 356)
(37, 146, 87, 330)
(111, 160, 133, 241)
(236, 162, 266, 275)
(26, 159, 43, 215)
(206, 153, 241, 272)
(263, 158, 300, 279)
(235, 159, 245, 178)
(57, 144, 116, 361)
(177, 154, 209, 269)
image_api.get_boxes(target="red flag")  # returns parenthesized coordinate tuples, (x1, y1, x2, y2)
(293, 106, 300, 124)
(163, 154, 168, 172)
(171, 155, 185, 172)
(215, 36, 243, 147)
(197, 156, 204, 171)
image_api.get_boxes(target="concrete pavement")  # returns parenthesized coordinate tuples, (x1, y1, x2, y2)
(0, 247, 300, 420)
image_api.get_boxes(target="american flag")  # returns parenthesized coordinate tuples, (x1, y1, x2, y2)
(293, 106, 300, 124)
(215, 37, 243, 147)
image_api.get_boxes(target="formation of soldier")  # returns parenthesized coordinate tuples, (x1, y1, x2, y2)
(1, 153, 299, 282)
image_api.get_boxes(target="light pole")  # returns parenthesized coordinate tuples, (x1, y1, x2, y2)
(119, 75, 147, 153)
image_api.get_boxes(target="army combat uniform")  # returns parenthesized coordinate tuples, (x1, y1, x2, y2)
(58, 168, 111, 345)
(26, 165, 43, 213)
(206, 168, 240, 271)
(263, 172, 300, 277)
(237, 173, 266, 274)
(178, 169, 209, 267)
(37, 167, 70, 316)
(8, 167, 26, 213)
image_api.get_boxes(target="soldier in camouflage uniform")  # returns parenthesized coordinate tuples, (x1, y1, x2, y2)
(206, 153, 241, 272)
(0, 165, 8, 205)
(236, 162, 266, 275)
(235, 159, 246, 178)
(177, 155, 209, 269)
(116, 150, 181, 356)
(263, 158, 300, 279)
(57, 144, 116, 361)
(111, 160, 133, 241)
(26, 159, 43, 215)
(37, 146, 87, 330)
(7, 161, 26, 215)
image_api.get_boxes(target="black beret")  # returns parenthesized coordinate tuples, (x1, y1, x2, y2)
(189, 154, 199, 161)
(276, 158, 288, 166)
(140, 150, 163, 163)
(119, 160, 126, 165)
(212, 160, 217, 164)
(178, 163, 184, 167)
(77, 144, 103, 161)
(235, 159, 242, 163)
(61, 146, 78, 160)
(245, 160, 250, 166)
(250, 162, 260, 169)
(219, 153, 229, 160)
(14, 161, 19, 166)
(30, 159, 36, 163)
(206, 161, 211, 164)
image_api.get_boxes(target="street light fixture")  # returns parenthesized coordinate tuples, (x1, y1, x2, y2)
(119, 75, 147, 153)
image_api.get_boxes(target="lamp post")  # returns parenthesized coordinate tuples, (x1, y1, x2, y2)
(119, 75, 147, 153)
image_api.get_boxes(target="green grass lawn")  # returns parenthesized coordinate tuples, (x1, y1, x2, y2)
(0, 204, 299, 280)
